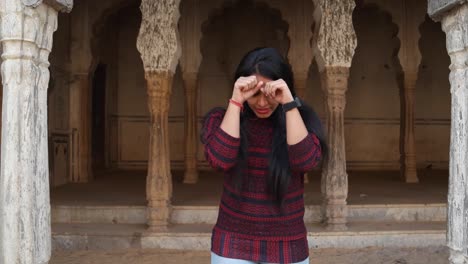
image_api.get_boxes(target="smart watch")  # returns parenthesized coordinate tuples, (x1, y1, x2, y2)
(282, 97, 302, 112)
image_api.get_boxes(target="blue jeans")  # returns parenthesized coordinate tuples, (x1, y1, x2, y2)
(211, 252, 309, 264)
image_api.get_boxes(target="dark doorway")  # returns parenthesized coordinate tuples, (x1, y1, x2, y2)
(92, 63, 107, 171)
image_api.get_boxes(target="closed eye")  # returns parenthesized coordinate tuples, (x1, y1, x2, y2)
(253, 91, 261, 97)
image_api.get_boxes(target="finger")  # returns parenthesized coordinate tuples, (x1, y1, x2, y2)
(248, 76, 258, 89)
(255, 81, 264, 90)
(267, 83, 276, 98)
(271, 86, 279, 99)
(264, 82, 271, 97)
(245, 83, 262, 99)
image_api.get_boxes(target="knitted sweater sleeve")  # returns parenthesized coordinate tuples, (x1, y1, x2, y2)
(201, 108, 240, 171)
(287, 132, 322, 173)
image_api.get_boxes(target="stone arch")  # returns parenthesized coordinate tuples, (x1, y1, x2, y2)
(414, 15, 451, 170)
(346, 3, 402, 170)
(89, 1, 145, 170)
(198, 0, 290, 114)
(90, 0, 138, 74)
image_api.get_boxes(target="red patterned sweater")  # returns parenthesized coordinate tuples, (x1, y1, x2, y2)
(202, 108, 322, 263)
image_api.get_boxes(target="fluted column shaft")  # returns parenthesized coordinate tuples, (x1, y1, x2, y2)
(0, 1, 72, 263)
(69, 73, 92, 182)
(145, 71, 173, 231)
(400, 71, 418, 183)
(183, 73, 199, 184)
(320, 66, 349, 231)
(436, 4, 468, 263)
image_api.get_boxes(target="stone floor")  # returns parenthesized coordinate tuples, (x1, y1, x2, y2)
(50, 246, 449, 264)
(50, 169, 448, 206)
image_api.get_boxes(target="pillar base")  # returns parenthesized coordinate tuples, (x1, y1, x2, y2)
(401, 154, 419, 183)
(449, 249, 468, 264)
(147, 199, 171, 232)
(325, 223, 348, 231)
(146, 225, 170, 233)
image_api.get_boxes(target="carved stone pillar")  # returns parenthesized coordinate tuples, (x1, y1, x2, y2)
(69, 73, 92, 182)
(313, 0, 356, 230)
(320, 67, 349, 230)
(0, 1, 72, 263)
(399, 71, 418, 183)
(294, 73, 308, 99)
(68, 0, 92, 182)
(429, 2, 468, 263)
(283, 0, 314, 185)
(183, 72, 199, 184)
(137, 0, 181, 231)
(180, 0, 201, 184)
(393, 1, 426, 183)
(145, 71, 173, 231)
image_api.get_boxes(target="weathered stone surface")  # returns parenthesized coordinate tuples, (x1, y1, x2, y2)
(0, 1, 65, 263)
(313, 0, 357, 230)
(145, 71, 174, 231)
(136, 0, 181, 230)
(313, 0, 357, 70)
(22, 0, 73, 12)
(434, 3, 468, 264)
(137, 0, 181, 73)
(320, 66, 350, 230)
(428, 0, 468, 18)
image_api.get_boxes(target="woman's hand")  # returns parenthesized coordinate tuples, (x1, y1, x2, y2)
(231, 76, 264, 104)
(261, 79, 294, 105)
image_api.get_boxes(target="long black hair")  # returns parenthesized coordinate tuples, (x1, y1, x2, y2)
(231, 47, 327, 207)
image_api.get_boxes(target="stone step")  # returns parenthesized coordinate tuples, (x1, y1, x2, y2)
(52, 203, 447, 224)
(52, 222, 446, 251)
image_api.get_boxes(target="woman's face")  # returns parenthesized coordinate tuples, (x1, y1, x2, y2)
(246, 74, 279, 118)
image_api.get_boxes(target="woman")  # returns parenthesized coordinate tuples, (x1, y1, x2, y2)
(202, 47, 326, 264)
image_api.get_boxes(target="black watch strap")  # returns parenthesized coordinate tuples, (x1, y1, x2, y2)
(282, 97, 302, 112)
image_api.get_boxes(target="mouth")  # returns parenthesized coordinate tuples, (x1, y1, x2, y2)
(255, 108, 270, 115)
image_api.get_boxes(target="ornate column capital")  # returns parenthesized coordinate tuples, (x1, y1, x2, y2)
(22, 0, 73, 12)
(146, 71, 173, 115)
(321, 66, 349, 112)
(320, 66, 350, 92)
(137, 0, 181, 73)
(313, 0, 357, 71)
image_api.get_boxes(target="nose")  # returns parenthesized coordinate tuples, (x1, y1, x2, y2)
(257, 94, 268, 107)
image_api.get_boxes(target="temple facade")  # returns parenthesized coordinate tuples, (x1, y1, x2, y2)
(1, 0, 468, 263)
